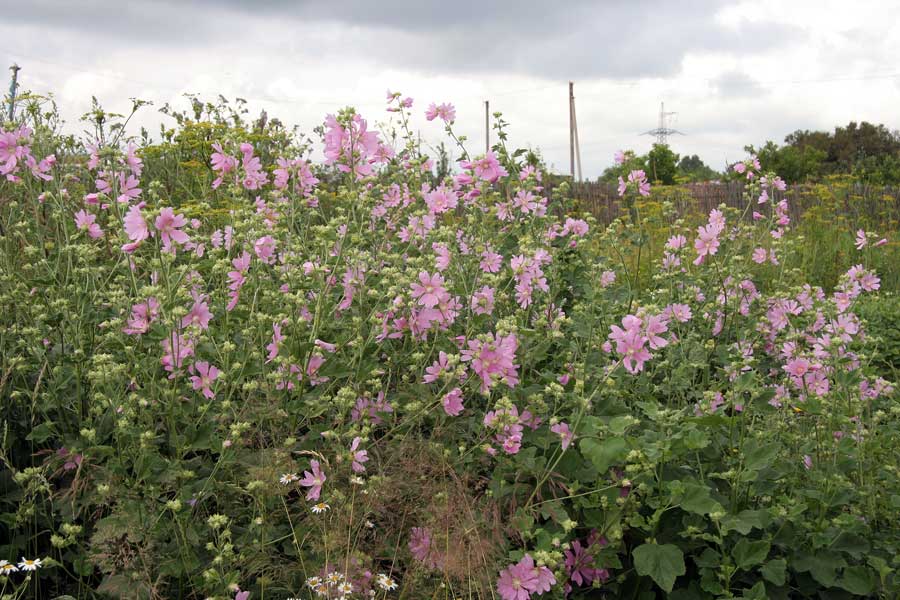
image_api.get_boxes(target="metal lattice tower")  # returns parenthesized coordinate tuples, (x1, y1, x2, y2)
(7, 63, 20, 122)
(642, 102, 684, 145)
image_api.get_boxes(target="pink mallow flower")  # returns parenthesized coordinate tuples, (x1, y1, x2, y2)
(74, 209, 103, 238)
(666, 234, 687, 250)
(266, 323, 284, 363)
(608, 315, 655, 374)
(123, 297, 160, 335)
(550, 422, 574, 450)
(409, 527, 443, 569)
(470, 151, 508, 183)
(254, 235, 276, 264)
(564, 539, 609, 591)
(442, 387, 464, 416)
(618, 169, 650, 197)
(410, 271, 449, 309)
(424, 184, 458, 214)
(471, 286, 496, 316)
(299, 460, 326, 501)
(461, 333, 519, 393)
(425, 102, 456, 123)
(182, 300, 213, 330)
(349, 437, 369, 473)
(423, 351, 451, 383)
(190, 361, 220, 399)
(122, 204, 149, 253)
(497, 554, 555, 600)
(154, 207, 190, 251)
(693, 224, 722, 266)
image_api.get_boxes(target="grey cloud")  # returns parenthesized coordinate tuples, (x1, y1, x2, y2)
(712, 70, 764, 98)
(7, 0, 806, 81)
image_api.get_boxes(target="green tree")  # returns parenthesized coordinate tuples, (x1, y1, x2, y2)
(676, 154, 720, 182)
(599, 149, 645, 183)
(776, 121, 900, 184)
(745, 140, 826, 183)
(645, 143, 679, 185)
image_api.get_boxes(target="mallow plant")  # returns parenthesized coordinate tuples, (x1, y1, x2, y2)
(0, 91, 897, 600)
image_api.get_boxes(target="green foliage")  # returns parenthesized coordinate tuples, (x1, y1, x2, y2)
(747, 140, 828, 183)
(646, 143, 679, 185)
(747, 121, 900, 184)
(633, 543, 686, 593)
(0, 96, 898, 600)
(601, 145, 719, 185)
(677, 154, 721, 182)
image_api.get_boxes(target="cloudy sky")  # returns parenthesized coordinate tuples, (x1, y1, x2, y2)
(3, 0, 899, 177)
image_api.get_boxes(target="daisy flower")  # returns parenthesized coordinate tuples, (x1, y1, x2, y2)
(311, 502, 330, 514)
(326, 571, 345, 586)
(0, 559, 18, 574)
(279, 473, 299, 485)
(337, 581, 353, 594)
(18, 557, 42, 571)
(306, 576, 323, 589)
(376, 573, 398, 590)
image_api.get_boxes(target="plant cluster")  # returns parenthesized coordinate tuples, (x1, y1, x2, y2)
(0, 92, 898, 600)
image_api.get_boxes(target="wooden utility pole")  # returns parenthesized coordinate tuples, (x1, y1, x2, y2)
(568, 81, 575, 178)
(484, 100, 490, 154)
(573, 97, 582, 182)
(8, 63, 20, 122)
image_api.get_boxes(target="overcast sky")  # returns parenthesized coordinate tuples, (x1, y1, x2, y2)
(3, 0, 899, 178)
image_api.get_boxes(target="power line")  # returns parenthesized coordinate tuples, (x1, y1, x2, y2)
(577, 70, 900, 97)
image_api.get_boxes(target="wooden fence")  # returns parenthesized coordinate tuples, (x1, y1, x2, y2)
(542, 180, 900, 227)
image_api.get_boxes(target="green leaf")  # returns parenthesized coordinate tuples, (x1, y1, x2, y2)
(732, 539, 770, 570)
(633, 543, 686, 593)
(26, 422, 55, 443)
(795, 551, 846, 587)
(744, 442, 780, 471)
(838, 566, 875, 595)
(580, 437, 628, 473)
(722, 509, 770, 534)
(830, 532, 870, 558)
(700, 567, 725, 594)
(694, 548, 721, 568)
(608, 416, 633, 435)
(741, 581, 767, 600)
(538, 500, 569, 525)
(680, 483, 724, 516)
(867, 555, 893, 578)
(73, 556, 94, 577)
(683, 428, 710, 450)
(761, 559, 787, 586)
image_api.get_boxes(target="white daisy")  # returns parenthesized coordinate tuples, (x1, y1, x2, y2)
(18, 557, 42, 571)
(337, 581, 353, 594)
(326, 571, 344, 585)
(376, 573, 398, 591)
(311, 502, 330, 514)
(280, 473, 299, 485)
(306, 576, 323, 588)
(0, 559, 18, 573)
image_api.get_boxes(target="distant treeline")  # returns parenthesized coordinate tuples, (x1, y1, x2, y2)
(595, 121, 900, 186)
